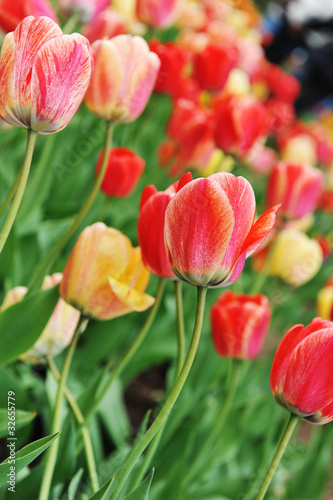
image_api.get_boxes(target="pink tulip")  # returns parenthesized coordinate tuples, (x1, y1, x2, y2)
(83, 8, 126, 44)
(0, 16, 91, 134)
(85, 35, 160, 123)
(136, 0, 182, 28)
(266, 162, 324, 219)
(0, 0, 58, 33)
(164, 172, 279, 287)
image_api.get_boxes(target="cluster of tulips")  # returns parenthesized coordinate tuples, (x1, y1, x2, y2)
(0, 0, 333, 499)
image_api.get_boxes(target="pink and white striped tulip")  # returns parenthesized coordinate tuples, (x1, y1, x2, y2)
(0, 16, 91, 134)
(136, 0, 182, 28)
(85, 35, 160, 123)
(164, 172, 279, 287)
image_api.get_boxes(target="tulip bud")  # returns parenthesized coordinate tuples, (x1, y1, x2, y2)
(164, 172, 279, 287)
(267, 228, 323, 287)
(193, 42, 238, 91)
(137, 180, 182, 279)
(270, 318, 333, 424)
(60, 223, 155, 320)
(136, 0, 182, 28)
(211, 291, 271, 359)
(0, 274, 80, 364)
(95, 147, 145, 198)
(0, 0, 58, 33)
(149, 39, 189, 95)
(266, 162, 324, 220)
(317, 278, 333, 321)
(0, 16, 91, 134)
(85, 35, 160, 123)
(82, 8, 127, 44)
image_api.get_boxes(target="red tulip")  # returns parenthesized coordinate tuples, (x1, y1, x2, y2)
(0, 16, 91, 134)
(266, 162, 324, 219)
(136, 0, 181, 28)
(193, 42, 238, 91)
(149, 39, 189, 95)
(211, 291, 271, 359)
(270, 318, 333, 424)
(265, 64, 300, 103)
(164, 172, 279, 287)
(83, 8, 126, 44)
(95, 147, 145, 198)
(0, 0, 58, 33)
(214, 94, 268, 156)
(137, 178, 188, 279)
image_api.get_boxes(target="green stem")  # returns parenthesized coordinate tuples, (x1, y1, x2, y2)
(187, 358, 241, 484)
(0, 167, 22, 220)
(250, 247, 274, 295)
(174, 280, 185, 379)
(48, 357, 99, 493)
(62, 13, 81, 34)
(254, 413, 299, 500)
(0, 130, 38, 254)
(131, 279, 186, 488)
(109, 286, 207, 500)
(27, 121, 113, 292)
(39, 316, 85, 500)
(89, 278, 165, 419)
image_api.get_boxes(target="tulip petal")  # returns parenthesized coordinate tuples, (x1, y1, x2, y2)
(165, 177, 234, 286)
(108, 276, 155, 315)
(242, 204, 280, 257)
(30, 33, 91, 133)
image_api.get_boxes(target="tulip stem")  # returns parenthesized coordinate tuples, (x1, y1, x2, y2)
(253, 413, 299, 500)
(27, 121, 113, 293)
(187, 358, 241, 484)
(88, 278, 166, 419)
(130, 280, 186, 489)
(174, 280, 186, 377)
(0, 166, 22, 220)
(39, 315, 85, 500)
(109, 286, 207, 500)
(48, 357, 99, 493)
(0, 130, 38, 254)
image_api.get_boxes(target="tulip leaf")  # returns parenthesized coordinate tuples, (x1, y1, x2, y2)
(0, 286, 59, 366)
(0, 409, 36, 438)
(87, 477, 114, 500)
(0, 431, 61, 488)
(122, 469, 155, 500)
(68, 468, 84, 500)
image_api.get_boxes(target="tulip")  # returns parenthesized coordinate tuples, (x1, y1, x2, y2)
(95, 147, 145, 198)
(193, 42, 238, 91)
(214, 94, 268, 156)
(58, 0, 109, 23)
(317, 278, 333, 321)
(281, 135, 318, 165)
(136, 0, 182, 28)
(270, 318, 333, 424)
(266, 162, 324, 220)
(211, 291, 271, 359)
(0, 16, 91, 134)
(83, 8, 126, 44)
(137, 179, 185, 279)
(0, 0, 58, 33)
(85, 35, 160, 123)
(164, 172, 279, 287)
(0, 274, 80, 364)
(149, 39, 189, 95)
(267, 228, 323, 287)
(265, 64, 300, 103)
(60, 222, 155, 320)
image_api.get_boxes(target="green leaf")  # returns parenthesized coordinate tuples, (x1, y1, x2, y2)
(0, 431, 61, 488)
(0, 285, 59, 366)
(0, 409, 36, 438)
(68, 468, 84, 500)
(123, 469, 155, 500)
(87, 477, 114, 500)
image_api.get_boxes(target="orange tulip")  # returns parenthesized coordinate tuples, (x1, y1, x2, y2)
(60, 223, 155, 320)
